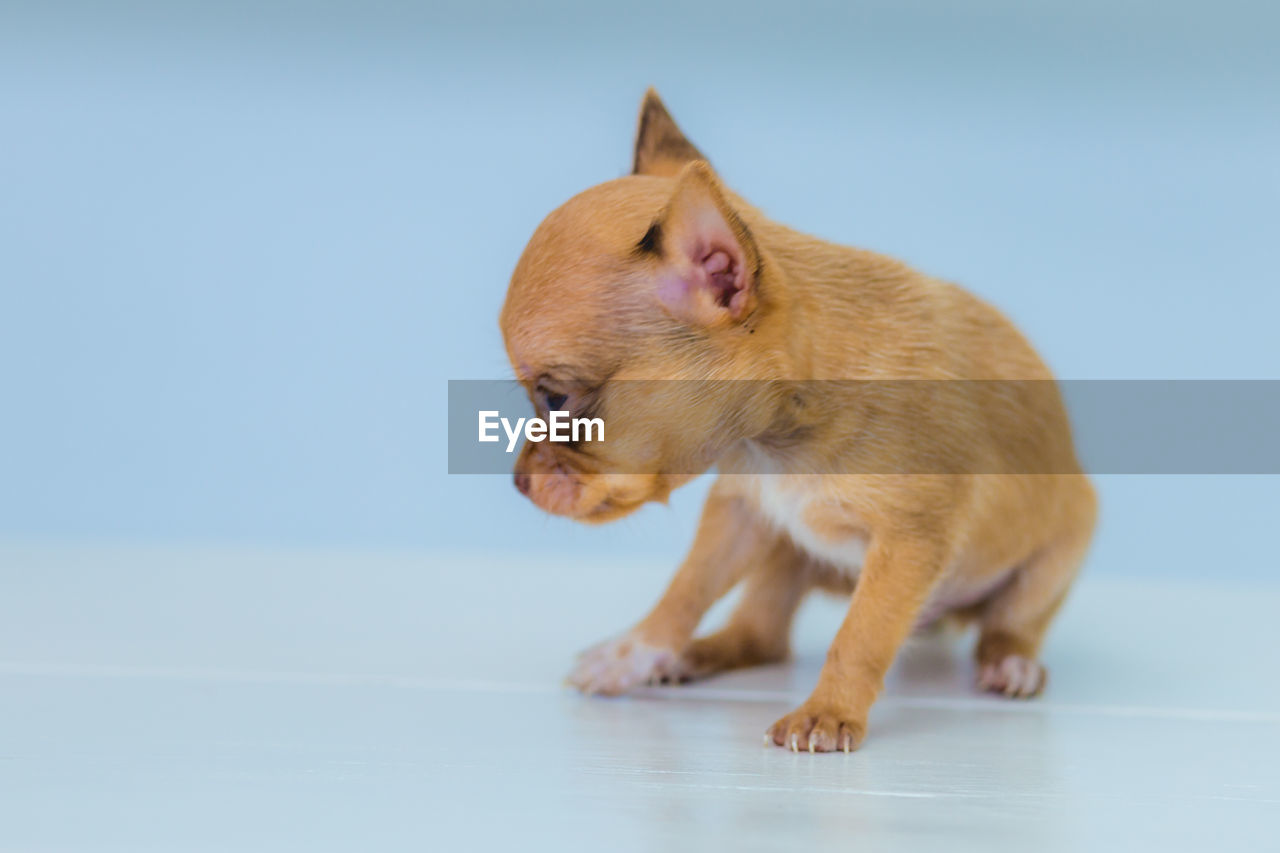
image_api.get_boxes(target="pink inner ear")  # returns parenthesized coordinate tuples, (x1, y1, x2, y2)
(702, 249, 740, 308)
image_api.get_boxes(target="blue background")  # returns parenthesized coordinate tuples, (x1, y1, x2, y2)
(2, 1, 1277, 577)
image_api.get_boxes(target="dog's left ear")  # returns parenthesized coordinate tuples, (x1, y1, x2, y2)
(633, 88, 707, 178)
(645, 161, 760, 328)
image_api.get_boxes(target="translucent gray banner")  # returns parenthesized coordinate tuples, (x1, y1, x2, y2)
(447, 380, 1280, 475)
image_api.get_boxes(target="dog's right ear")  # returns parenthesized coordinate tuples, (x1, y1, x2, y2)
(632, 88, 707, 178)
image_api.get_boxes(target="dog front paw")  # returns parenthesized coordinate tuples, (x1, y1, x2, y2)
(977, 655, 1046, 698)
(566, 632, 678, 696)
(766, 704, 866, 753)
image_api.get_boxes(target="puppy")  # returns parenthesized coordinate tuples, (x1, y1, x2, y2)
(500, 90, 1096, 752)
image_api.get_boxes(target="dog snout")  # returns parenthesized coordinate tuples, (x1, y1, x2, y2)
(513, 471, 532, 496)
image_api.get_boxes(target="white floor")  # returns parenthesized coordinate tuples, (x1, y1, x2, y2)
(1, 544, 1277, 852)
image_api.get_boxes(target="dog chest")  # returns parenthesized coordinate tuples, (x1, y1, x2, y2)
(753, 478, 867, 574)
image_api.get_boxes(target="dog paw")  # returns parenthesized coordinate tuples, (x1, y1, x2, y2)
(977, 655, 1046, 698)
(766, 705, 865, 753)
(566, 632, 678, 696)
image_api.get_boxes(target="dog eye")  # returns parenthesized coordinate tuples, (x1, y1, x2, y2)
(535, 380, 570, 412)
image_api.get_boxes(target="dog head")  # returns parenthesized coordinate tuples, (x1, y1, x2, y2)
(500, 90, 789, 521)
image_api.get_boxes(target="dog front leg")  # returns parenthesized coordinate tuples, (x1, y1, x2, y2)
(567, 484, 776, 695)
(767, 535, 948, 751)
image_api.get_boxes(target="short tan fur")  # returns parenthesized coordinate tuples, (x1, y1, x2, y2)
(501, 89, 1096, 752)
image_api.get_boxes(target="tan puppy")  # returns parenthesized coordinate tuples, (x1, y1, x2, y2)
(501, 90, 1096, 753)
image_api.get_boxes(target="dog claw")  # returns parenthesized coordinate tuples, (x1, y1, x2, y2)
(768, 708, 866, 754)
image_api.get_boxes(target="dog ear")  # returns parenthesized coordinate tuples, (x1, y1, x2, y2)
(632, 88, 707, 178)
(646, 161, 760, 327)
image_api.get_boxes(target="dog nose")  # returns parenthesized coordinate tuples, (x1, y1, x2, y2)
(513, 472, 531, 496)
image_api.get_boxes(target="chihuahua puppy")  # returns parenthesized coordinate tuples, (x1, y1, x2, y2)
(501, 90, 1096, 752)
